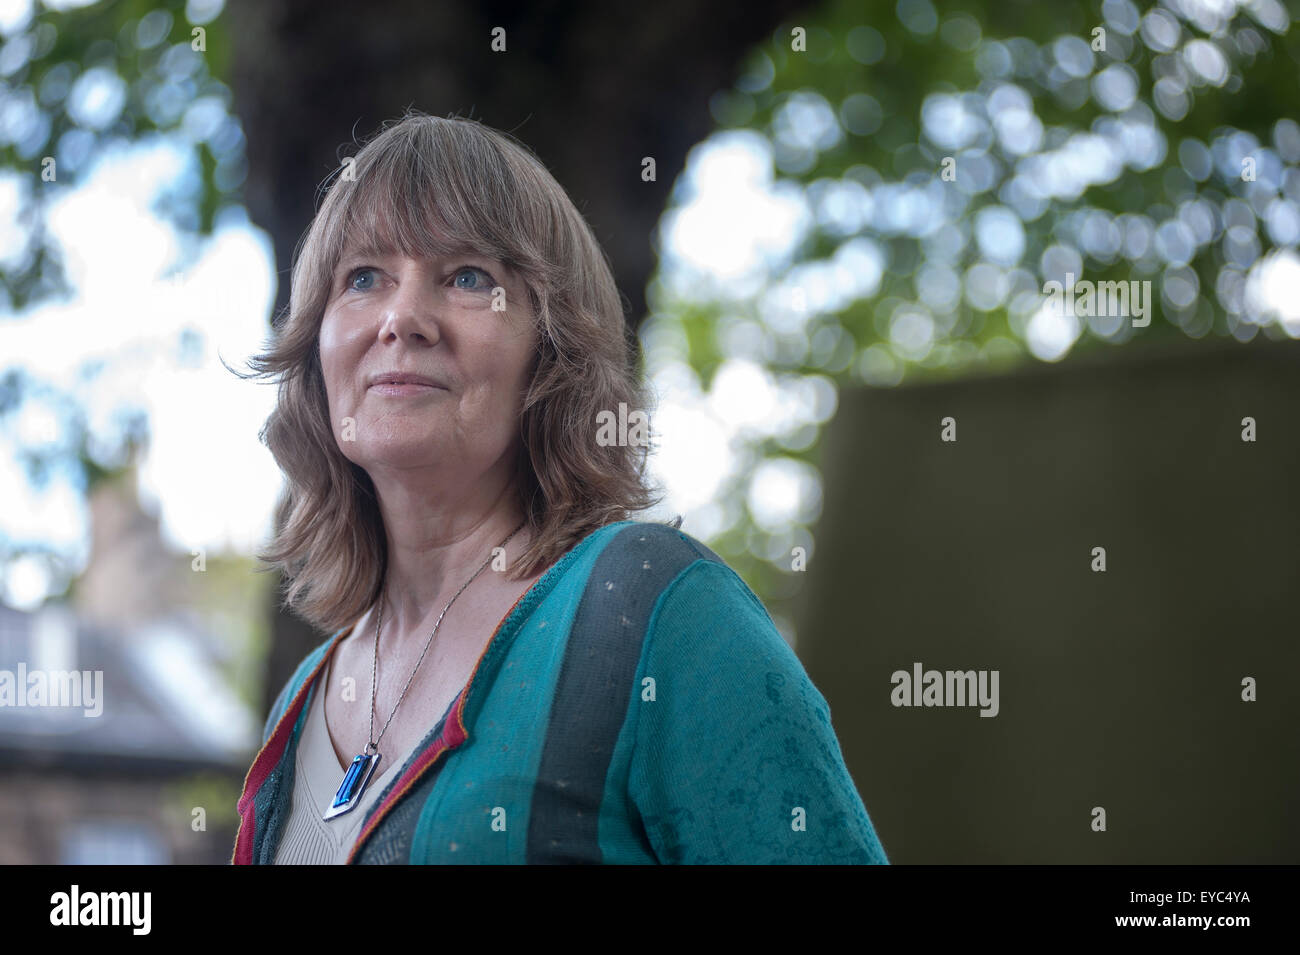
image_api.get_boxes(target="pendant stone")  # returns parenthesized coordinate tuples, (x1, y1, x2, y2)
(324, 751, 381, 820)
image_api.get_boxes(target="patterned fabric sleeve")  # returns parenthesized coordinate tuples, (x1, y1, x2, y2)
(627, 559, 889, 864)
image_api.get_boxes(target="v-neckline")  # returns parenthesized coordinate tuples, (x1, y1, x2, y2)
(315, 638, 462, 783)
(316, 565, 550, 776)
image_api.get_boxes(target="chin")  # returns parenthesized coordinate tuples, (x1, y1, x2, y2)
(345, 433, 446, 471)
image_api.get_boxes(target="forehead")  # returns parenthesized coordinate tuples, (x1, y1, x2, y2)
(330, 184, 525, 294)
(338, 237, 491, 261)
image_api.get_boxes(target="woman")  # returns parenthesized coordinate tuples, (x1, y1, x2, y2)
(231, 111, 888, 864)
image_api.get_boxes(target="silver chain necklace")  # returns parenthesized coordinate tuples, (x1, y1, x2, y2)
(323, 520, 526, 820)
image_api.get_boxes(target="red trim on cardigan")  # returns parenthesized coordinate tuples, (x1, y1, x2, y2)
(230, 628, 352, 864)
(343, 685, 470, 864)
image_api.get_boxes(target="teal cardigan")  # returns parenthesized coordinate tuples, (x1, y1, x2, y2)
(232, 520, 889, 864)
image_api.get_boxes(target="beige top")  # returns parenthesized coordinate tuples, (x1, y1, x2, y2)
(272, 655, 430, 865)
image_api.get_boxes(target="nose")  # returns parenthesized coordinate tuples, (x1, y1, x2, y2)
(377, 265, 442, 346)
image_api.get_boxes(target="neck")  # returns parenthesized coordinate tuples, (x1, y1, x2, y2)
(367, 460, 530, 638)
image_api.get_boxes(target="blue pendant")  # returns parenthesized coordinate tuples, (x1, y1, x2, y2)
(324, 751, 381, 820)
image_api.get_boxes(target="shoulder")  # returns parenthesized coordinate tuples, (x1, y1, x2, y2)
(578, 520, 779, 657)
(607, 519, 767, 600)
(557, 519, 776, 674)
(581, 519, 731, 591)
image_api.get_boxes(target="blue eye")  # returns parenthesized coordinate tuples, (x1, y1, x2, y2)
(452, 266, 494, 290)
(343, 264, 496, 294)
(348, 267, 377, 291)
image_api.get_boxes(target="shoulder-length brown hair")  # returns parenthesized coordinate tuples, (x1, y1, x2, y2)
(242, 111, 661, 634)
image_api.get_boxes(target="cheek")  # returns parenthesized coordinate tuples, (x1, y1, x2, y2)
(488, 339, 537, 408)
(500, 322, 539, 389)
(318, 314, 351, 363)
(318, 317, 364, 403)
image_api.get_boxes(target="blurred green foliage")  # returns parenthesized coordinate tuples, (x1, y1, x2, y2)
(642, 0, 1300, 631)
(1, 0, 237, 312)
(0, 0, 242, 589)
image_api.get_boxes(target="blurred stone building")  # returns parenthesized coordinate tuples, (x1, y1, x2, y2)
(0, 472, 256, 864)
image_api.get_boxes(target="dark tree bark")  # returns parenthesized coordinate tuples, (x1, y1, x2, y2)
(225, 0, 813, 717)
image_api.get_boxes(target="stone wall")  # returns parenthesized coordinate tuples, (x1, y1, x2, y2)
(796, 337, 1300, 863)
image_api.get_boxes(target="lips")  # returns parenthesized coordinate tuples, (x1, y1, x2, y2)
(367, 371, 446, 389)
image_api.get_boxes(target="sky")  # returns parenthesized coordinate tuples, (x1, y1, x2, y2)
(0, 136, 283, 606)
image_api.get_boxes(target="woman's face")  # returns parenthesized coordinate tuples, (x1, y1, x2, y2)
(318, 242, 537, 482)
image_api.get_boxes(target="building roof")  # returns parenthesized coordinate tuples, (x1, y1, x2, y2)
(0, 603, 256, 775)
